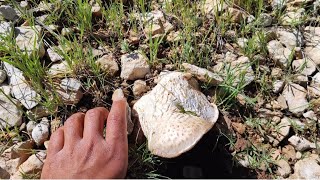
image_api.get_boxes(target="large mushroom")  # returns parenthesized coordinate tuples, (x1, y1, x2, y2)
(133, 71, 219, 158)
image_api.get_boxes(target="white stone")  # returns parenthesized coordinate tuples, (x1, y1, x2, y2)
(276, 159, 291, 177)
(237, 38, 248, 48)
(57, 78, 83, 104)
(26, 121, 37, 134)
(95, 54, 119, 76)
(202, 0, 227, 14)
(15, 26, 45, 58)
(272, 0, 287, 9)
(277, 29, 304, 49)
(288, 135, 315, 151)
(0, 5, 18, 21)
(133, 72, 219, 158)
(272, 80, 285, 93)
(305, 46, 320, 65)
(132, 80, 148, 97)
(290, 154, 320, 179)
(308, 72, 320, 97)
(0, 70, 6, 84)
(281, 8, 305, 26)
(0, 86, 23, 128)
(0, 21, 12, 37)
(47, 47, 63, 62)
(32, 121, 49, 145)
(282, 83, 308, 115)
(182, 63, 223, 85)
(120, 51, 150, 80)
(61, 28, 73, 36)
(303, 111, 317, 121)
(292, 59, 316, 76)
(267, 40, 291, 68)
(47, 61, 70, 76)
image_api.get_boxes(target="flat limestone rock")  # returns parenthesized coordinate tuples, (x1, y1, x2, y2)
(282, 83, 308, 115)
(133, 72, 219, 158)
(182, 63, 223, 85)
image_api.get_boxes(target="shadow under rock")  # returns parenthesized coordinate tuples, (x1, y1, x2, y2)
(159, 129, 257, 179)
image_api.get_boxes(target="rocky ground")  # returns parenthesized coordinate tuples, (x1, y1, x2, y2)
(1, 0, 320, 179)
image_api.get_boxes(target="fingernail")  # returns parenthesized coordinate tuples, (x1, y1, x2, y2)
(112, 88, 125, 101)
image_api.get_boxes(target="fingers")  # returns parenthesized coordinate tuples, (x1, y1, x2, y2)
(106, 89, 128, 146)
(47, 127, 64, 155)
(83, 107, 109, 139)
(64, 113, 85, 145)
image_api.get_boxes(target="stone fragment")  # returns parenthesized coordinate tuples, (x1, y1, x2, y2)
(0, 87, 23, 128)
(305, 46, 320, 65)
(95, 54, 119, 76)
(277, 29, 304, 49)
(47, 61, 70, 76)
(132, 80, 149, 97)
(282, 83, 308, 115)
(273, 80, 285, 93)
(202, 0, 227, 14)
(0, 5, 18, 21)
(225, 7, 247, 23)
(182, 63, 223, 85)
(61, 28, 73, 36)
(290, 154, 320, 179)
(11, 151, 46, 179)
(267, 40, 291, 68)
(237, 38, 248, 48)
(288, 135, 315, 151)
(15, 26, 45, 58)
(308, 72, 320, 97)
(120, 51, 150, 80)
(281, 8, 305, 25)
(32, 120, 49, 146)
(256, 13, 272, 27)
(57, 78, 83, 104)
(47, 47, 63, 62)
(282, 145, 296, 161)
(292, 59, 316, 76)
(276, 159, 291, 177)
(0, 21, 12, 38)
(26, 121, 37, 134)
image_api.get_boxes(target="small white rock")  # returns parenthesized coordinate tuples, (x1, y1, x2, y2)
(276, 159, 291, 177)
(120, 51, 150, 80)
(26, 121, 37, 134)
(272, 80, 285, 93)
(47, 47, 63, 62)
(96, 54, 119, 76)
(32, 121, 49, 145)
(133, 80, 149, 97)
(288, 135, 314, 151)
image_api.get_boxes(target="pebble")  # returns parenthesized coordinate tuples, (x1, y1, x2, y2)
(31, 120, 49, 145)
(95, 54, 119, 76)
(26, 121, 37, 134)
(0, 5, 18, 21)
(120, 51, 150, 80)
(132, 80, 149, 97)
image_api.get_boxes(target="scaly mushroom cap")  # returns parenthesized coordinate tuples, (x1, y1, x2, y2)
(133, 71, 219, 158)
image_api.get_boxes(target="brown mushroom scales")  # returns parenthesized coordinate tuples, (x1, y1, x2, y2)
(133, 72, 219, 158)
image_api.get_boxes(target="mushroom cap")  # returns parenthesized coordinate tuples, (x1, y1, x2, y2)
(133, 71, 219, 158)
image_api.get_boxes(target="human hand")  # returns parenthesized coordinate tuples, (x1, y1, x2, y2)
(41, 89, 128, 179)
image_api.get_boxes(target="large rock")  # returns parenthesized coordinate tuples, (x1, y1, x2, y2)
(0, 5, 18, 21)
(15, 26, 45, 58)
(133, 72, 219, 158)
(120, 51, 150, 80)
(282, 83, 308, 115)
(3, 62, 40, 109)
(290, 154, 320, 179)
(267, 40, 291, 68)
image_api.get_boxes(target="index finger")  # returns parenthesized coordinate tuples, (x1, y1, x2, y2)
(105, 89, 128, 146)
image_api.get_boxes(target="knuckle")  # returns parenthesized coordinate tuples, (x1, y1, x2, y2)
(65, 113, 84, 126)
